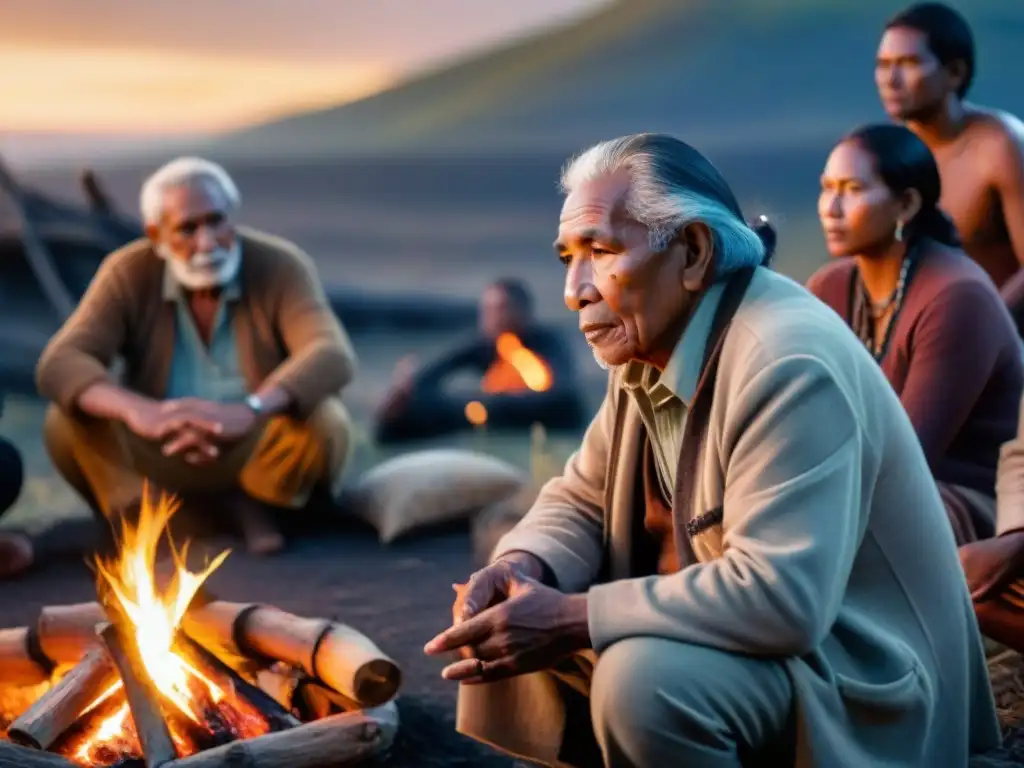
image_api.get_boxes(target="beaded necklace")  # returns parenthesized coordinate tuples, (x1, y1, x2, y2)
(856, 253, 914, 362)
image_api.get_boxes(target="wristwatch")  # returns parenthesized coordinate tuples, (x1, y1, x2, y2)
(244, 393, 265, 416)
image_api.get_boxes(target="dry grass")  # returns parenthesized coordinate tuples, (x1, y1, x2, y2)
(991, 647, 1024, 731)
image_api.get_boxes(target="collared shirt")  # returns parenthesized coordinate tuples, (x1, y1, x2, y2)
(621, 281, 726, 501)
(162, 265, 249, 403)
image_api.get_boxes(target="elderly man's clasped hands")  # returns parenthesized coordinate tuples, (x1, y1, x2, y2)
(424, 555, 591, 684)
(124, 396, 261, 466)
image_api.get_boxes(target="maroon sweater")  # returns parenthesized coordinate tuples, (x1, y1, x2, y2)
(808, 246, 1023, 497)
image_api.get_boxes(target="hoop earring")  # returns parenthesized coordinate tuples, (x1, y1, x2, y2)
(894, 219, 905, 243)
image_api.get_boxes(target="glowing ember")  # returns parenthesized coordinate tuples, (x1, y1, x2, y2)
(52, 487, 273, 765)
(465, 401, 488, 426)
(480, 332, 553, 395)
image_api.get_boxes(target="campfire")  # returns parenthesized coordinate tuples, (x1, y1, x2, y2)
(0, 491, 401, 768)
(480, 332, 553, 395)
(466, 332, 554, 428)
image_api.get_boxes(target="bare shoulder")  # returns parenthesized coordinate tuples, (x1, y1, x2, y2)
(965, 106, 1024, 162)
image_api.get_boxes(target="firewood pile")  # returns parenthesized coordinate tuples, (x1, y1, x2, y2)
(0, 489, 402, 768)
(0, 599, 401, 767)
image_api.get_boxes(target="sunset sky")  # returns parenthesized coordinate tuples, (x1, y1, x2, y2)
(0, 0, 607, 135)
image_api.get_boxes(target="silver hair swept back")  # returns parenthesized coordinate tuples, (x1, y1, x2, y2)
(139, 156, 241, 225)
(559, 134, 767, 276)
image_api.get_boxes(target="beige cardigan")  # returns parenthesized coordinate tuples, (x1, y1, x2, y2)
(461, 268, 999, 766)
(36, 227, 357, 418)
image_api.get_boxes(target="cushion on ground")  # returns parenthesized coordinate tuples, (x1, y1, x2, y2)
(347, 449, 526, 544)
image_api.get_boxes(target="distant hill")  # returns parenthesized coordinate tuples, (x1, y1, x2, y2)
(207, 0, 1024, 161)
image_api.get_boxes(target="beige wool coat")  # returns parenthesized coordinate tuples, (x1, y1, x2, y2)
(459, 267, 1000, 767)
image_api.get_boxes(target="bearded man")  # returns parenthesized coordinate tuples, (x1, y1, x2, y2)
(32, 157, 357, 560)
(425, 134, 999, 767)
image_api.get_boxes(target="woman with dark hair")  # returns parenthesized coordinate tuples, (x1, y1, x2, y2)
(807, 123, 1023, 545)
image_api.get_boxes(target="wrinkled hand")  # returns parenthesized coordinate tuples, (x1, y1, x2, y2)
(452, 554, 552, 629)
(161, 398, 259, 443)
(424, 570, 589, 685)
(123, 399, 219, 465)
(124, 399, 196, 442)
(160, 427, 221, 465)
(960, 530, 1024, 601)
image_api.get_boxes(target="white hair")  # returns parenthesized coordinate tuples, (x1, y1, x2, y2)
(559, 134, 768, 275)
(139, 156, 241, 225)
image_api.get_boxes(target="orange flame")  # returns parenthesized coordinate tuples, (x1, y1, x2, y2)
(94, 490, 230, 723)
(480, 333, 553, 395)
(73, 487, 237, 763)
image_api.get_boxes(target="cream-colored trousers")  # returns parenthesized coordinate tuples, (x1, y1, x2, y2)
(43, 398, 352, 518)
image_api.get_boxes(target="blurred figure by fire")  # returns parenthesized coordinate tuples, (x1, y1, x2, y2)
(22, 156, 357, 572)
(374, 277, 587, 444)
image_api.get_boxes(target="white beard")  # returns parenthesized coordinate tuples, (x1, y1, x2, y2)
(157, 241, 242, 290)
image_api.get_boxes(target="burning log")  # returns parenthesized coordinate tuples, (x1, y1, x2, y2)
(36, 602, 106, 667)
(0, 739, 78, 768)
(173, 632, 299, 732)
(182, 603, 401, 708)
(99, 622, 178, 768)
(7, 646, 118, 750)
(254, 667, 362, 721)
(0, 628, 53, 687)
(165, 702, 398, 768)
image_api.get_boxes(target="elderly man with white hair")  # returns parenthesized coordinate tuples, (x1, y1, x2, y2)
(425, 134, 999, 766)
(32, 156, 357, 559)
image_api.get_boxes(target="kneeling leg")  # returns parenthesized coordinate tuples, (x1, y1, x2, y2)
(590, 638, 794, 768)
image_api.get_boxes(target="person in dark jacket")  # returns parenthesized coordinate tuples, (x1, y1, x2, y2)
(375, 278, 587, 444)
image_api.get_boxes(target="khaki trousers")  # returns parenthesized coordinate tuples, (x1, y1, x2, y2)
(43, 398, 353, 518)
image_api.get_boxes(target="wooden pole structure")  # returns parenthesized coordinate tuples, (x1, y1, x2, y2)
(0, 155, 76, 319)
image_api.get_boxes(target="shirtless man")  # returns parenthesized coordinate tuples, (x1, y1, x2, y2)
(876, 3, 1024, 329)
